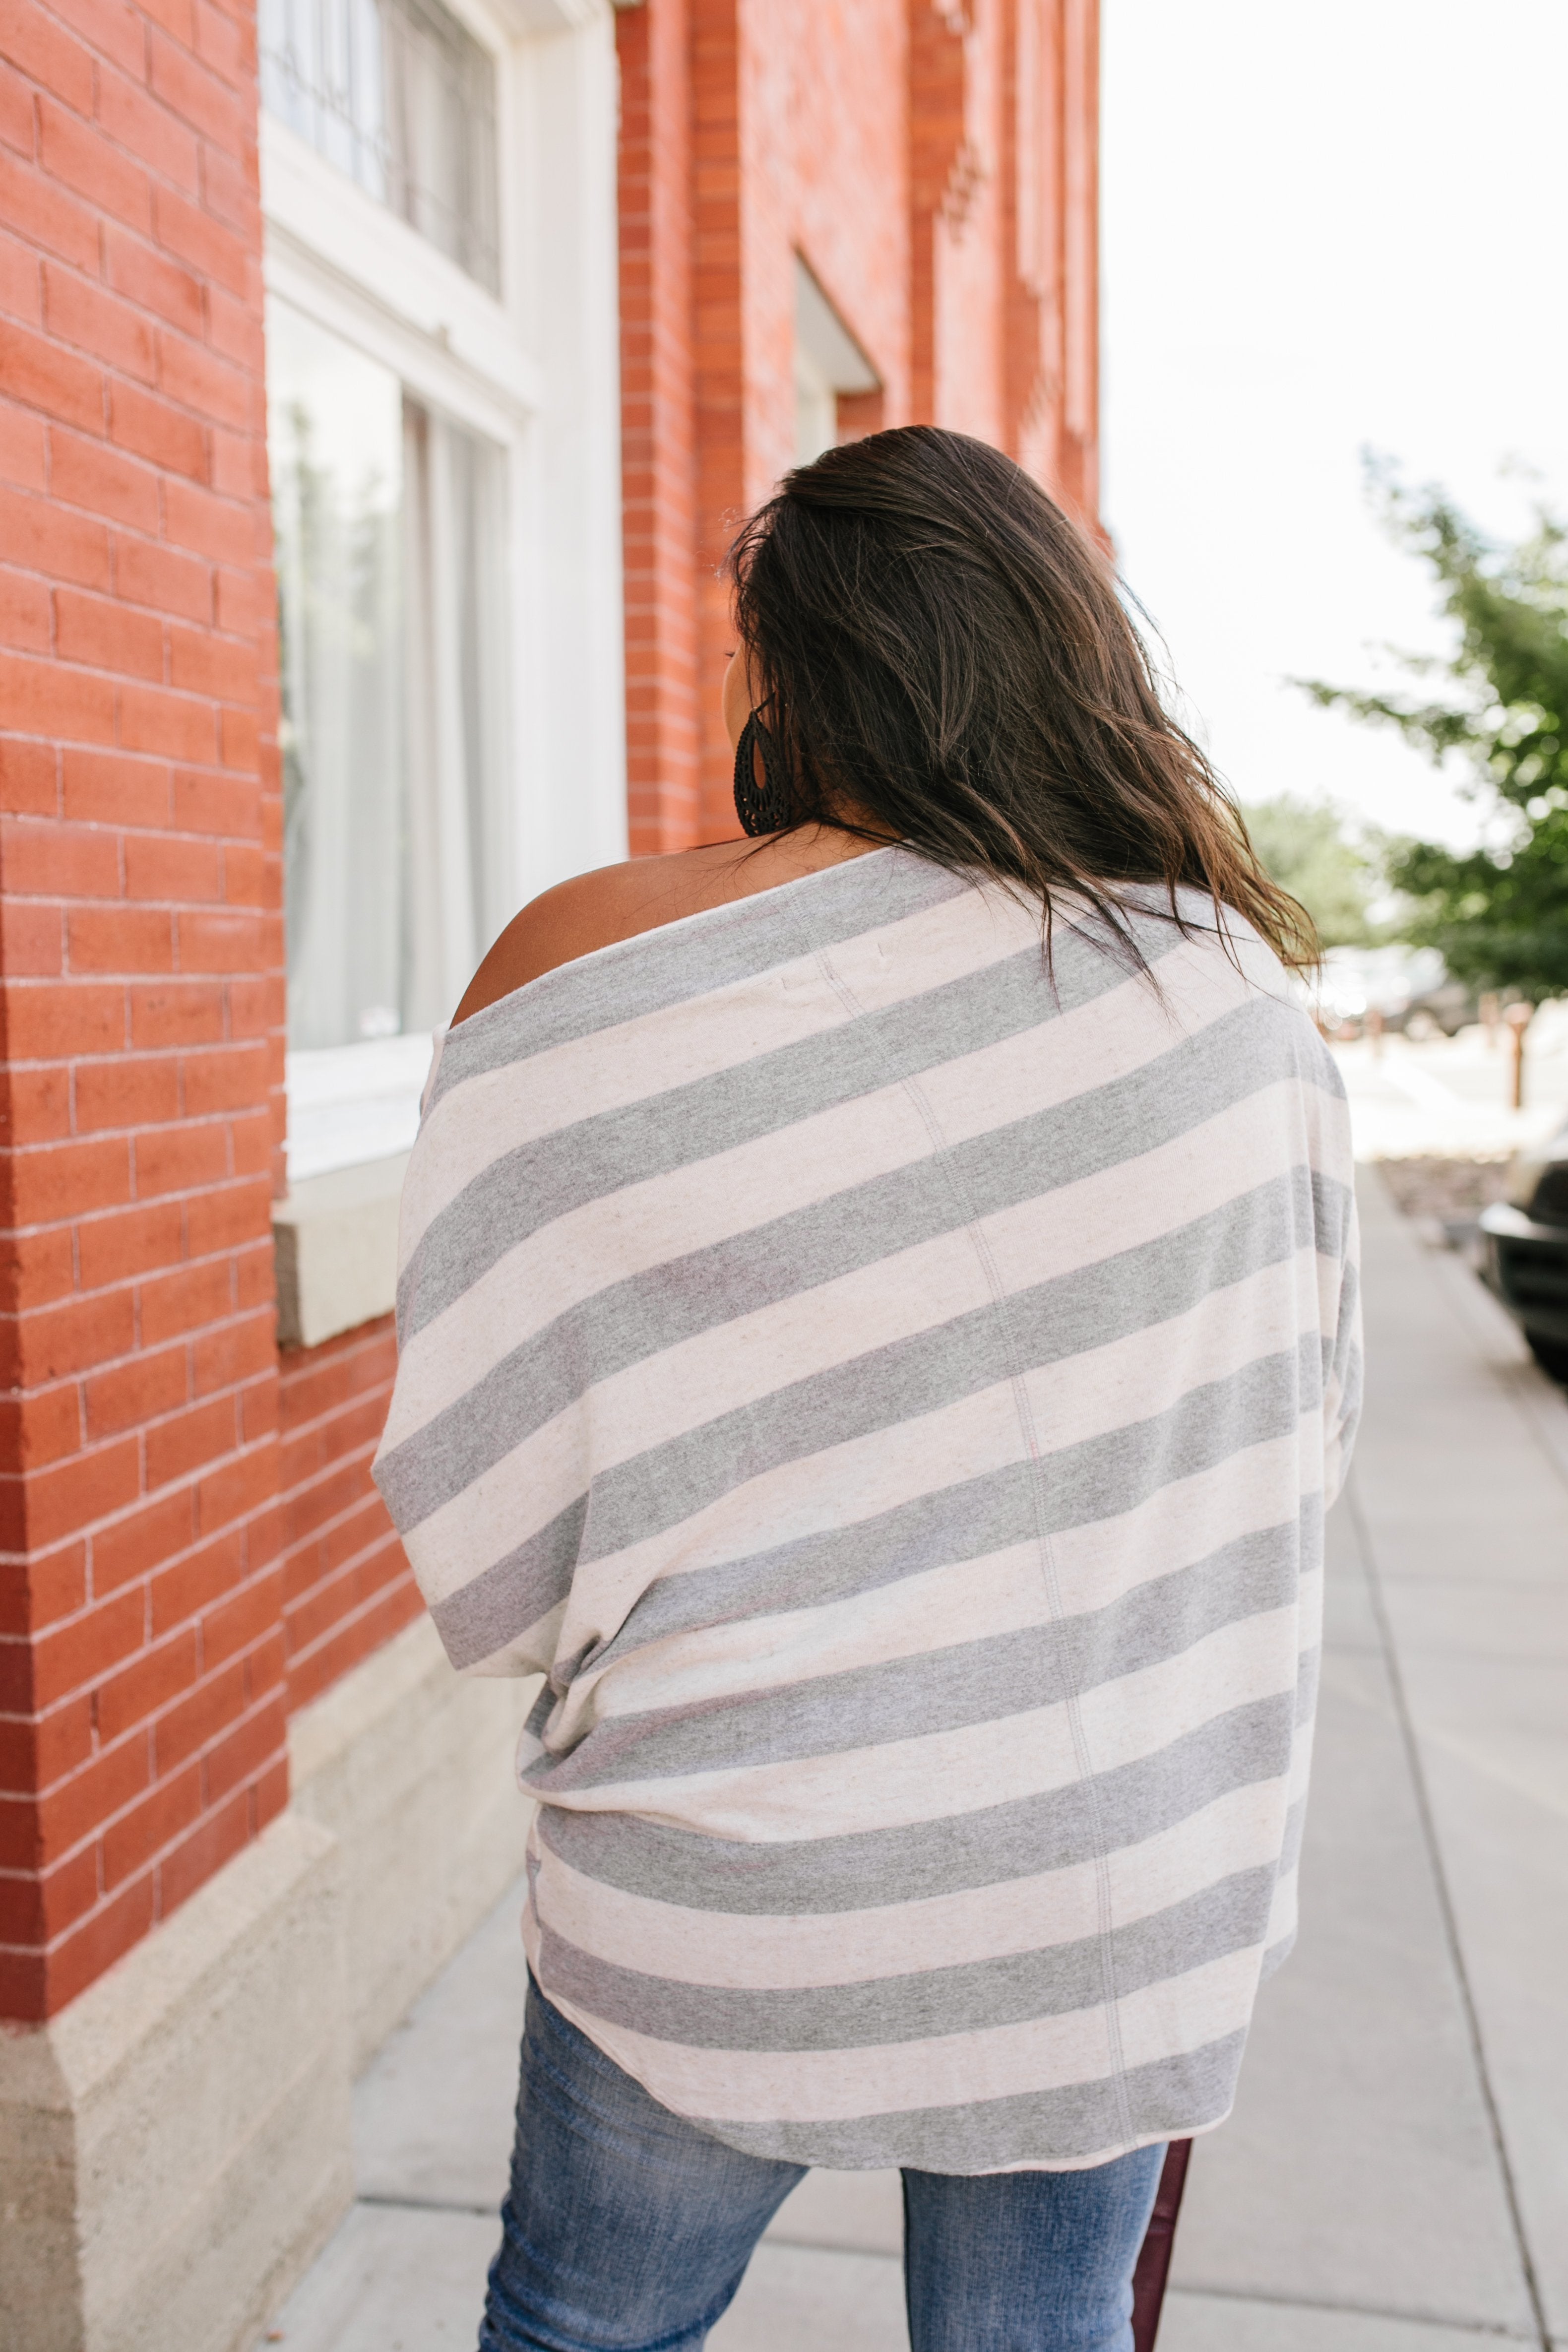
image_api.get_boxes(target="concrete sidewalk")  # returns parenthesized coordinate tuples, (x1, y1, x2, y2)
(259, 1172, 1568, 2352)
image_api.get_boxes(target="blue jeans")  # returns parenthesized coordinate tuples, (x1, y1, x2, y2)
(479, 1981, 1166, 2352)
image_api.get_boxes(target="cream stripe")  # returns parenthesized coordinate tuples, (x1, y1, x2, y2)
(1263, 1865, 1299, 1952)
(535, 1606, 1301, 1843)
(401, 1091, 1323, 1606)
(383, 935, 1255, 1449)
(398, 882, 1043, 1261)
(552, 1372, 1326, 1670)
(1046, 1425, 1320, 1621)
(532, 1777, 1293, 1990)
(526, 1938, 1260, 2127)
(1285, 1713, 1317, 1809)
(557, 1542, 1050, 1735)
(456, 1601, 564, 1686)
(411, 1230, 1323, 1622)
(542, 1386, 1026, 1637)
(555, 1434, 1319, 1735)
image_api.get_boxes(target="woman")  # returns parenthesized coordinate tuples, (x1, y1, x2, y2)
(373, 427, 1360, 2352)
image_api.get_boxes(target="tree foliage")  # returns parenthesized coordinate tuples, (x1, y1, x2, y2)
(1239, 795, 1377, 949)
(1295, 464, 1568, 999)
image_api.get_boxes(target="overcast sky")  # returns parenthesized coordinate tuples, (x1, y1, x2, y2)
(1101, 0, 1568, 851)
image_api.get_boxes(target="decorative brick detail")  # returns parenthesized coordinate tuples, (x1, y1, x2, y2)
(0, 0, 286, 2022)
(908, 0, 971, 425)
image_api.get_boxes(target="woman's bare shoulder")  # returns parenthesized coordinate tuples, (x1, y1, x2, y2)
(450, 830, 868, 1026)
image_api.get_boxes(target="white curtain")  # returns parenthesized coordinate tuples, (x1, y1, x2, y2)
(268, 300, 506, 1051)
(401, 400, 505, 1035)
(270, 301, 404, 1051)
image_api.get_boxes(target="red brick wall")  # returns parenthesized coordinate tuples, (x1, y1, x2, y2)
(0, 0, 1099, 2025)
(0, 0, 288, 2020)
(278, 1318, 417, 1716)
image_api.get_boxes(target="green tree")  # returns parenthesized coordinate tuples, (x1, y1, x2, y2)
(1239, 795, 1377, 948)
(1296, 464, 1568, 1000)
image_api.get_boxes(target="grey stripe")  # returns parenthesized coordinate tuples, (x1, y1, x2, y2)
(537, 1864, 1277, 2052)
(431, 1333, 1319, 1673)
(405, 873, 1317, 1339)
(684, 2035, 1248, 2171)
(424, 854, 1250, 1127)
(404, 909, 1342, 1358)
(427, 1493, 586, 1671)
(585, 1481, 1322, 1690)
(523, 1519, 1306, 1795)
(399, 913, 1144, 1344)
(1259, 1930, 1298, 1984)
(536, 1690, 1296, 1914)
(427, 849, 969, 1106)
(381, 1000, 1335, 1525)
(491, 1171, 1324, 1590)
(529, 1969, 1244, 2169)
(570, 1311, 1319, 1602)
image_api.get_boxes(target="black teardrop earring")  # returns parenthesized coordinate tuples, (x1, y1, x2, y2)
(733, 710, 791, 837)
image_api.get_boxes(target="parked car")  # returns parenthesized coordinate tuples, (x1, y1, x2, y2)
(1479, 1126, 1568, 1380)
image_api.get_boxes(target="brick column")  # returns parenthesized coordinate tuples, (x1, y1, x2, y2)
(0, 0, 287, 2019)
(616, 0, 703, 857)
(908, 0, 969, 428)
(690, 0, 747, 841)
(1058, 0, 1099, 521)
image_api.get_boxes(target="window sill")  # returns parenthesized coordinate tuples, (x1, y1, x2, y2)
(286, 1034, 433, 1185)
(274, 1154, 409, 1350)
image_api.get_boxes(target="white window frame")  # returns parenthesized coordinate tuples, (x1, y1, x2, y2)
(260, 0, 627, 1211)
(793, 255, 878, 466)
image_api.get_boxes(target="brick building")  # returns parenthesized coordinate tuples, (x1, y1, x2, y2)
(0, 1, 1099, 2342)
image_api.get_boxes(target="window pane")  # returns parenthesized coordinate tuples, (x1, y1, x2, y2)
(400, 398, 507, 1034)
(269, 302, 405, 1052)
(260, 0, 499, 292)
(384, 0, 499, 291)
(267, 301, 507, 1057)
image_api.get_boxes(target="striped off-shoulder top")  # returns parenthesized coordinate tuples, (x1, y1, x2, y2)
(373, 845, 1361, 2173)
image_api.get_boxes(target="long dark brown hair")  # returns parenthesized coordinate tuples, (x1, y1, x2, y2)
(728, 426, 1314, 970)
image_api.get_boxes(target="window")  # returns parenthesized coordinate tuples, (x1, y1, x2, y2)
(267, 302, 506, 1065)
(794, 257, 879, 466)
(259, 0, 627, 1206)
(258, 0, 500, 291)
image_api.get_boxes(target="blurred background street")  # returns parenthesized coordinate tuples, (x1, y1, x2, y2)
(1334, 1017, 1568, 1165)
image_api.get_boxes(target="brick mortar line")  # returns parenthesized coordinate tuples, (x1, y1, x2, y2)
(284, 1585, 420, 1683)
(281, 1532, 403, 1594)
(0, 1764, 293, 1939)
(0, 1673, 285, 1749)
(278, 1485, 393, 1547)
(277, 1477, 389, 1527)
(0, 1430, 278, 1530)
(3, 1666, 288, 1798)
